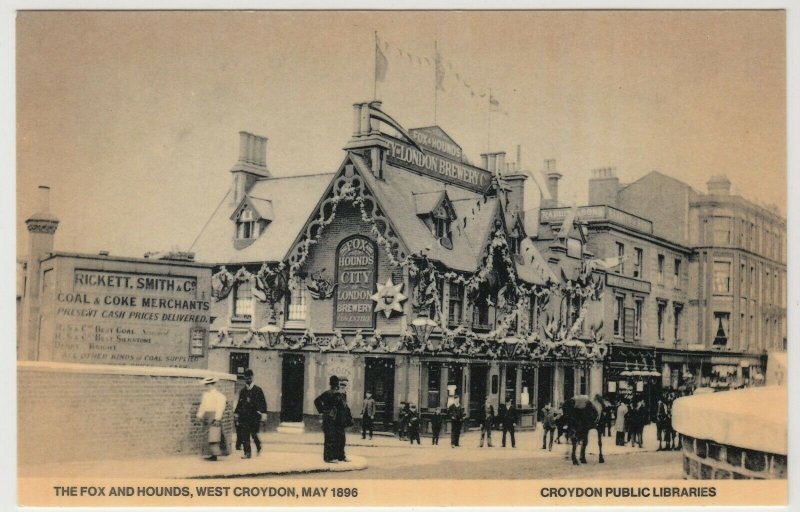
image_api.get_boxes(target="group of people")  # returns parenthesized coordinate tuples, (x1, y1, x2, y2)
(197, 374, 686, 464)
(195, 369, 268, 462)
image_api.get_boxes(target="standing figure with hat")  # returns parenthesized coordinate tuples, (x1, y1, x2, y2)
(234, 368, 268, 459)
(314, 375, 348, 463)
(196, 377, 226, 461)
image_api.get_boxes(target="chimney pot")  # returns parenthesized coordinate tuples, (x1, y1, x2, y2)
(496, 152, 506, 174)
(480, 153, 489, 170)
(37, 186, 51, 214)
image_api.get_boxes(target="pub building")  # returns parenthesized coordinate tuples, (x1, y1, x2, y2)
(192, 101, 609, 434)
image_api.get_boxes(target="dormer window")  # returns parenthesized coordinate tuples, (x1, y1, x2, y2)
(434, 214, 452, 240)
(415, 190, 456, 249)
(508, 224, 522, 255)
(237, 209, 259, 239)
(231, 196, 273, 248)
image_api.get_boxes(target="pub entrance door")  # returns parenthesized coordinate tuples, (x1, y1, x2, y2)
(364, 357, 395, 431)
(469, 364, 488, 426)
(537, 365, 553, 412)
(280, 353, 305, 422)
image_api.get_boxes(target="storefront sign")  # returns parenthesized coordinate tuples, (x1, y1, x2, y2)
(42, 266, 211, 368)
(606, 273, 652, 294)
(386, 139, 492, 194)
(540, 205, 653, 234)
(335, 236, 377, 329)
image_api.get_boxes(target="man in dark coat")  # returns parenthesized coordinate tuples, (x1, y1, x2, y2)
(234, 368, 268, 459)
(501, 400, 517, 448)
(541, 402, 558, 450)
(314, 375, 341, 463)
(448, 396, 466, 448)
(479, 397, 494, 448)
(407, 404, 421, 445)
(430, 408, 443, 445)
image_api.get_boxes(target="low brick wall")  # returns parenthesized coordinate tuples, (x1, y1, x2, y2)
(18, 361, 236, 466)
(680, 435, 787, 480)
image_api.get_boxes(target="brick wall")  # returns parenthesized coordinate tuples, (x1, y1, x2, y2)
(680, 434, 787, 479)
(18, 362, 236, 466)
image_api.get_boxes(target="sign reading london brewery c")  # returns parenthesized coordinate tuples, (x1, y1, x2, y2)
(386, 138, 493, 194)
(38, 256, 212, 369)
(335, 236, 376, 329)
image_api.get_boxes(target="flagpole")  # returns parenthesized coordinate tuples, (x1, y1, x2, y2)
(373, 31, 378, 100)
(487, 88, 492, 153)
(434, 40, 438, 125)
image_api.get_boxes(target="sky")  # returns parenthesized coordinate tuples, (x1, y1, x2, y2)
(15, 10, 786, 259)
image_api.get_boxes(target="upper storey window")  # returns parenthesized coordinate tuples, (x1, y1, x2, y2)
(415, 191, 456, 249)
(231, 196, 273, 247)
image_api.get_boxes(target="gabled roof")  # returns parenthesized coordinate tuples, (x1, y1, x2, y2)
(229, 195, 274, 222)
(352, 155, 501, 273)
(413, 190, 456, 220)
(191, 173, 335, 265)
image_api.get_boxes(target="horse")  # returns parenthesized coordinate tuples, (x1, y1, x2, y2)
(561, 394, 607, 465)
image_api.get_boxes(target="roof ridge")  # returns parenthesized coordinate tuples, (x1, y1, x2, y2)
(257, 172, 335, 182)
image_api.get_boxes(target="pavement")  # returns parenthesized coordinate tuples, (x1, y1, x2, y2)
(19, 424, 672, 479)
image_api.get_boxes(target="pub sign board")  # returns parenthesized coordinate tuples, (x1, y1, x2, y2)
(334, 236, 377, 329)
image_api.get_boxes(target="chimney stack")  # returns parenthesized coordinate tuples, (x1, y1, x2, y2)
(495, 152, 506, 174)
(504, 173, 528, 224)
(588, 167, 620, 206)
(541, 159, 562, 208)
(21, 185, 60, 360)
(707, 175, 731, 196)
(480, 154, 489, 170)
(230, 131, 271, 205)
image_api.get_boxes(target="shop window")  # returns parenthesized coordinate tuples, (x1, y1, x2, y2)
(286, 278, 308, 325)
(657, 254, 665, 285)
(634, 298, 643, 340)
(615, 242, 625, 274)
(713, 261, 731, 294)
(613, 296, 624, 337)
(633, 248, 643, 278)
(448, 281, 464, 326)
(233, 280, 253, 319)
(657, 300, 667, 341)
(504, 366, 517, 404)
(427, 363, 442, 409)
(713, 312, 730, 346)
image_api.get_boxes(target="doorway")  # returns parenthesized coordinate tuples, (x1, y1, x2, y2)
(364, 357, 395, 431)
(537, 365, 553, 411)
(280, 353, 305, 422)
(563, 366, 575, 401)
(469, 365, 488, 425)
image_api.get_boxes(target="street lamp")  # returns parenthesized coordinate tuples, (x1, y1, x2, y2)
(411, 314, 438, 346)
(258, 323, 281, 346)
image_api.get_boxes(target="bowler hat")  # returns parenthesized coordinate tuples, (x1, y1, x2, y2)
(203, 377, 218, 385)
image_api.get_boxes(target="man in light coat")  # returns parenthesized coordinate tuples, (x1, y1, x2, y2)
(361, 391, 376, 440)
(196, 377, 227, 461)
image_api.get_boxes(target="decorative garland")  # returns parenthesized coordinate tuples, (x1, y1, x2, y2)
(209, 160, 608, 362)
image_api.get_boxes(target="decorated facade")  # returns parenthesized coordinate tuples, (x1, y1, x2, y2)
(192, 101, 609, 432)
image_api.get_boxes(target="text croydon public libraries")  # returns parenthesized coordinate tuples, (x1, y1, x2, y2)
(540, 486, 717, 498)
